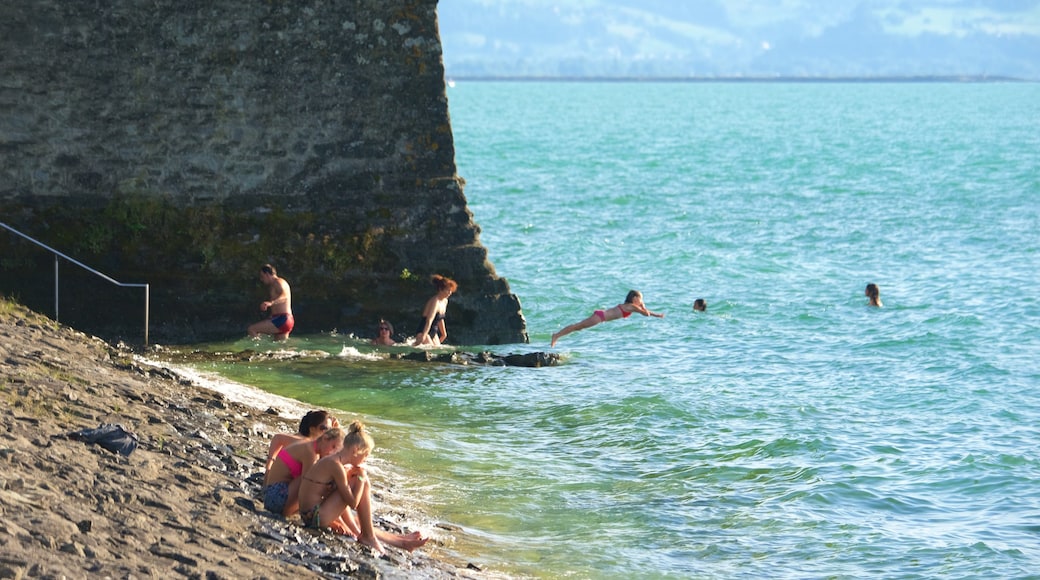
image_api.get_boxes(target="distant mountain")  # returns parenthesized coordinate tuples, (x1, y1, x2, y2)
(437, 0, 1040, 79)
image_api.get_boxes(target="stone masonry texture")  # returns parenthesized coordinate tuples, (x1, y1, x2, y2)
(0, 0, 528, 345)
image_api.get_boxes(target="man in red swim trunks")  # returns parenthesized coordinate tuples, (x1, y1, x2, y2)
(247, 264, 295, 340)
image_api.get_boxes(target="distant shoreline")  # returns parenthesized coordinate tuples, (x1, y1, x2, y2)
(448, 75, 1030, 83)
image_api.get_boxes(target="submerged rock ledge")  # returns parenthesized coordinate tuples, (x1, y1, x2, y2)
(163, 347, 561, 368)
(0, 298, 495, 579)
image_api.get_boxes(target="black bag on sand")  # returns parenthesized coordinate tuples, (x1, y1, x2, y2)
(68, 423, 139, 457)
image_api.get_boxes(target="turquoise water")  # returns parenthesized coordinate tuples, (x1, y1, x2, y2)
(186, 82, 1040, 578)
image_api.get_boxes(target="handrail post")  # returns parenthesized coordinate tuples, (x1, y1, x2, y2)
(144, 284, 150, 347)
(54, 255, 60, 322)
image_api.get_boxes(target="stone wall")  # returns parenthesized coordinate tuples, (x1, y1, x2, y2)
(0, 0, 528, 345)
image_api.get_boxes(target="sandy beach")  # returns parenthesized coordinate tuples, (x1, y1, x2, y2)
(0, 297, 488, 579)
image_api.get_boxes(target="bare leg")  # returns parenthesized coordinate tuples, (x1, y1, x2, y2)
(351, 476, 386, 556)
(318, 495, 350, 532)
(330, 514, 359, 538)
(336, 503, 427, 551)
(248, 319, 279, 338)
(551, 314, 602, 347)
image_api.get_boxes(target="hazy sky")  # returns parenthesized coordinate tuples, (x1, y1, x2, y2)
(438, 1, 1040, 78)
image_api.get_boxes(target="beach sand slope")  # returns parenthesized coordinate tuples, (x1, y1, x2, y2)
(0, 299, 479, 579)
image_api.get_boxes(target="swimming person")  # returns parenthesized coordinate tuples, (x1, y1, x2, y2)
(297, 420, 429, 555)
(413, 274, 457, 347)
(865, 283, 883, 307)
(693, 298, 707, 312)
(371, 319, 396, 346)
(263, 410, 338, 482)
(263, 427, 345, 517)
(248, 263, 295, 340)
(551, 290, 665, 347)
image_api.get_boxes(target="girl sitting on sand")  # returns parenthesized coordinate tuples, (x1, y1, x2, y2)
(263, 410, 339, 482)
(551, 290, 665, 347)
(297, 420, 428, 555)
(263, 427, 344, 517)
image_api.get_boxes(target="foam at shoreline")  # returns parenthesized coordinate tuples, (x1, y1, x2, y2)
(138, 355, 313, 420)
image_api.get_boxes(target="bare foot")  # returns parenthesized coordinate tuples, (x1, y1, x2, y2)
(375, 529, 428, 551)
(330, 520, 357, 539)
(394, 533, 429, 552)
(358, 534, 386, 557)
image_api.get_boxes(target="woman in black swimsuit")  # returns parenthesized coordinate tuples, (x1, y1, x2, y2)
(413, 274, 457, 346)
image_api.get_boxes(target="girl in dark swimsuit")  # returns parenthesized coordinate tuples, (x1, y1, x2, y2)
(551, 290, 664, 347)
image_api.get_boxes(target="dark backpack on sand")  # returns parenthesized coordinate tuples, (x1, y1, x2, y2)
(68, 423, 140, 457)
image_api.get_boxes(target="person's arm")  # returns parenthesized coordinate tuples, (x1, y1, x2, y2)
(264, 433, 297, 486)
(630, 303, 665, 318)
(265, 433, 291, 474)
(262, 282, 289, 311)
(436, 318, 447, 343)
(334, 462, 360, 510)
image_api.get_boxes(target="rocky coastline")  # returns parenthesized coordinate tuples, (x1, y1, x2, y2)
(0, 297, 495, 579)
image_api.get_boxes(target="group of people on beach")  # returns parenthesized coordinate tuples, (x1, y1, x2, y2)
(262, 410, 428, 555)
(247, 263, 882, 347)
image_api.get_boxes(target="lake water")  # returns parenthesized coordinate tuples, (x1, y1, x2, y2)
(175, 81, 1040, 578)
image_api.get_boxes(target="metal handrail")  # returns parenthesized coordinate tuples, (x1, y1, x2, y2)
(1, 221, 150, 346)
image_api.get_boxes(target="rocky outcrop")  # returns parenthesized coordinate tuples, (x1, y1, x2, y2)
(0, 0, 528, 345)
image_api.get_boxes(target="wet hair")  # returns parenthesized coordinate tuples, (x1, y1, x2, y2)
(624, 290, 641, 304)
(377, 319, 395, 334)
(343, 420, 374, 455)
(260, 264, 277, 276)
(297, 410, 331, 436)
(432, 274, 458, 293)
(693, 298, 707, 312)
(865, 283, 880, 299)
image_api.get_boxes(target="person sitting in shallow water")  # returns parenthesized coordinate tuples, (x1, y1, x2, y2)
(865, 283, 883, 307)
(297, 420, 428, 555)
(370, 319, 396, 346)
(551, 290, 664, 347)
(263, 427, 344, 517)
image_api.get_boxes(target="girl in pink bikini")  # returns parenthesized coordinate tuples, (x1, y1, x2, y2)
(263, 427, 345, 517)
(551, 290, 664, 347)
(263, 410, 338, 479)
